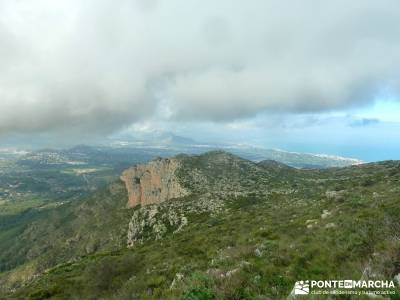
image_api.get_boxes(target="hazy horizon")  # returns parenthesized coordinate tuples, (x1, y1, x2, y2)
(1, 0, 399, 161)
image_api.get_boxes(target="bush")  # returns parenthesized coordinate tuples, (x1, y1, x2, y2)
(183, 273, 215, 300)
(183, 287, 214, 300)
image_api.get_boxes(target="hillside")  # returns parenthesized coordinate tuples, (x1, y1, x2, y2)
(0, 151, 399, 299)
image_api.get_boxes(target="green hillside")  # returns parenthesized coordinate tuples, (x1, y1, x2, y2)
(1, 151, 400, 299)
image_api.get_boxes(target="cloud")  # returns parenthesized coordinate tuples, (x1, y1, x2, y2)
(349, 118, 380, 127)
(0, 0, 399, 135)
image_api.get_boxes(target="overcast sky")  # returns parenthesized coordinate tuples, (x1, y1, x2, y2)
(0, 0, 399, 160)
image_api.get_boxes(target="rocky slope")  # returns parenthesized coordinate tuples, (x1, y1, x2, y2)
(120, 157, 189, 207)
(1, 152, 400, 299)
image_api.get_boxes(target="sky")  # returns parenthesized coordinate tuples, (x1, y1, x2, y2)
(0, 0, 399, 161)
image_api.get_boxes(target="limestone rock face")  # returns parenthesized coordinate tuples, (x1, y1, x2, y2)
(120, 158, 189, 208)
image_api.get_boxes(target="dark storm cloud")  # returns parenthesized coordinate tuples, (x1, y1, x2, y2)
(0, 0, 399, 135)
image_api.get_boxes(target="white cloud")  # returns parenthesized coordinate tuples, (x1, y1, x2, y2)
(0, 0, 399, 135)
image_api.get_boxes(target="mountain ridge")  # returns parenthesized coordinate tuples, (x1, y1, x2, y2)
(1, 151, 399, 299)
(16, 143, 363, 169)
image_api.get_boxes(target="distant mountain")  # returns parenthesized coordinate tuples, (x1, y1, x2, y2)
(19, 142, 362, 169)
(105, 130, 364, 169)
(107, 131, 363, 168)
(160, 133, 196, 145)
(110, 131, 197, 147)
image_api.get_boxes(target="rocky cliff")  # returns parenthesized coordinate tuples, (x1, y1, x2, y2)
(120, 157, 189, 207)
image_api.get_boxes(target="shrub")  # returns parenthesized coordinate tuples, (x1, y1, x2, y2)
(183, 287, 214, 300)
